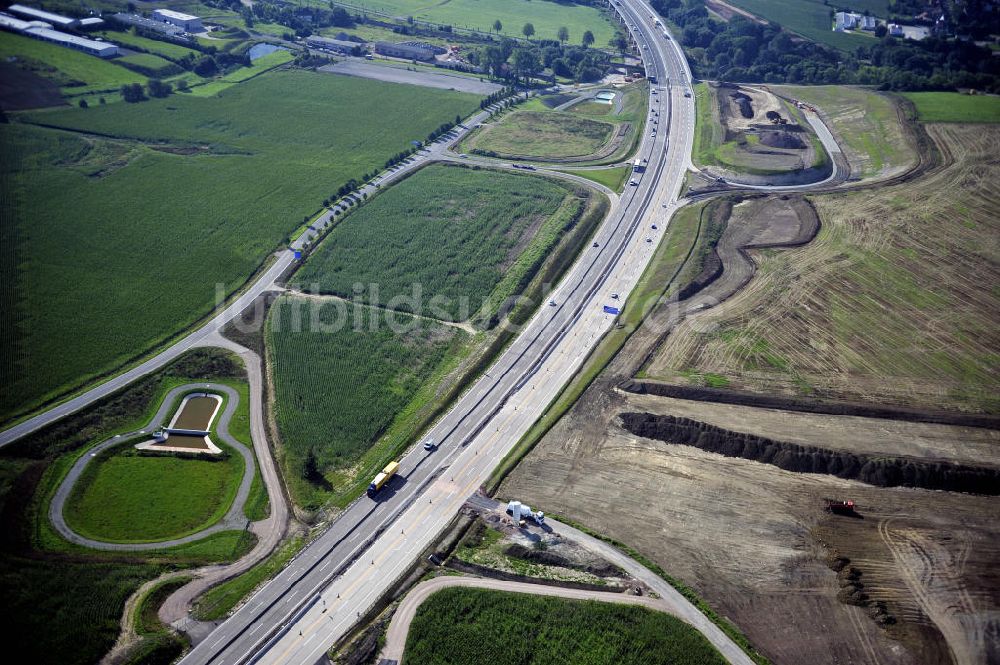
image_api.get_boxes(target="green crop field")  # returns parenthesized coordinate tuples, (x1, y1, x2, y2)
(296, 164, 574, 323)
(0, 31, 144, 94)
(117, 52, 182, 78)
(311, 0, 617, 46)
(773, 85, 916, 178)
(98, 30, 200, 61)
(1, 70, 479, 425)
(267, 298, 468, 507)
(725, 0, 875, 51)
(404, 587, 726, 664)
(903, 92, 1000, 123)
(64, 440, 244, 542)
(469, 111, 615, 159)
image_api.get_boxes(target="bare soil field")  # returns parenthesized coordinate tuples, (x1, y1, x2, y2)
(499, 120, 999, 664)
(649, 124, 1000, 414)
(501, 382, 1000, 664)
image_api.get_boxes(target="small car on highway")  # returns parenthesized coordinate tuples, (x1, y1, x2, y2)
(423, 439, 436, 451)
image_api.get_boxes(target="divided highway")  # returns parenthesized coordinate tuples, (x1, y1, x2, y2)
(177, 2, 718, 664)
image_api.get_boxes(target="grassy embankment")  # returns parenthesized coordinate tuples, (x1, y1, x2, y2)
(466, 82, 647, 165)
(403, 587, 727, 664)
(902, 92, 1000, 123)
(64, 432, 244, 543)
(773, 85, 916, 178)
(123, 576, 193, 665)
(559, 164, 632, 191)
(0, 349, 260, 665)
(2, 70, 479, 425)
(276, 164, 585, 508)
(331, 0, 617, 45)
(193, 534, 305, 621)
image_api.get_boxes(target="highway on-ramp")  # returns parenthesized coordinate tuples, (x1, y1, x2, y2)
(176, 2, 731, 664)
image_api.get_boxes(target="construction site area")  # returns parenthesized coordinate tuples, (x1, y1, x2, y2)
(691, 82, 831, 185)
(497, 107, 1000, 664)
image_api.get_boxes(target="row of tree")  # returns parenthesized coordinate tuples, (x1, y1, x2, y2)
(467, 38, 610, 84)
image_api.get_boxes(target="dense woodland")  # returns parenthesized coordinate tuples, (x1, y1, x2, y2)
(653, 0, 999, 91)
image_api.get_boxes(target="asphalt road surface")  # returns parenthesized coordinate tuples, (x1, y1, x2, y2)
(175, 2, 716, 664)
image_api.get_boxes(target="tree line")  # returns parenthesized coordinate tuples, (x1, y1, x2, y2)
(652, 0, 999, 92)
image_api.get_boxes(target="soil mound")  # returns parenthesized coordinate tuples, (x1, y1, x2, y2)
(620, 412, 1000, 495)
(759, 130, 804, 149)
(730, 91, 753, 119)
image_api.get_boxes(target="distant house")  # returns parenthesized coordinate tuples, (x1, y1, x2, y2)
(834, 11, 860, 31)
(373, 40, 436, 62)
(306, 36, 361, 56)
(888, 23, 904, 37)
(152, 8, 203, 33)
(860, 15, 877, 31)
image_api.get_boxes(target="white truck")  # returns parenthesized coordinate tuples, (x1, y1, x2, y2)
(506, 500, 545, 525)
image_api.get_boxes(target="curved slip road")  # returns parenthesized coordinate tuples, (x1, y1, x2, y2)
(50, 383, 256, 551)
(158, 334, 291, 629)
(379, 575, 687, 663)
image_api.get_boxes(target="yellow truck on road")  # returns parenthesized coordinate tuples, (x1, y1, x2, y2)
(368, 461, 399, 495)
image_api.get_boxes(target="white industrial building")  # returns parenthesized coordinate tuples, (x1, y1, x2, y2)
(7, 3, 77, 28)
(24, 26, 118, 57)
(152, 8, 203, 32)
(0, 11, 118, 57)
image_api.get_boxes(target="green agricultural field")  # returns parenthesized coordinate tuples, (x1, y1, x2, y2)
(117, 52, 182, 78)
(296, 164, 573, 323)
(724, 0, 876, 51)
(1, 70, 479, 424)
(267, 299, 468, 507)
(308, 0, 617, 46)
(560, 165, 631, 192)
(0, 31, 144, 94)
(903, 92, 1000, 123)
(404, 587, 726, 665)
(773, 85, 915, 178)
(64, 440, 244, 542)
(98, 30, 200, 61)
(470, 111, 615, 159)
